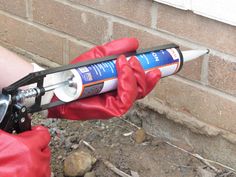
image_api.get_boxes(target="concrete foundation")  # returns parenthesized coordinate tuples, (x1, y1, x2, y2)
(125, 98, 236, 169)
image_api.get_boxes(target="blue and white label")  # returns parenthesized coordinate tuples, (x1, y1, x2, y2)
(76, 60, 117, 85)
(136, 48, 180, 75)
(75, 47, 181, 98)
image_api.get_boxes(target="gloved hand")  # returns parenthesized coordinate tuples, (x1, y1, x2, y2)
(0, 126, 51, 177)
(48, 38, 161, 120)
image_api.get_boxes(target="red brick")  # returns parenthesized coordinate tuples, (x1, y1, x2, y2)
(69, 0, 153, 27)
(177, 56, 203, 81)
(0, 0, 27, 18)
(0, 14, 65, 64)
(208, 56, 236, 95)
(68, 41, 91, 63)
(152, 77, 236, 133)
(156, 3, 236, 56)
(32, 0, 109, 45)
(113, 22, 170, 49)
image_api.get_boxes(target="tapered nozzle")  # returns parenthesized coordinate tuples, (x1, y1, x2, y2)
(182, 49, 210, 62)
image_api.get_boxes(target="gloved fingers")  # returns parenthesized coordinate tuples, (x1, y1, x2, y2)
(71, 38, 139, 63)
(128, 56, 147, 99)
(144, 68, 161, 95)
(31, 126, 51, 150)
(128, 56, 161, 98)
(18, 126, 51, 150)
(113, 55, 138, 112)
(0, 130, 15, 150)
(99, 38, 139, 56)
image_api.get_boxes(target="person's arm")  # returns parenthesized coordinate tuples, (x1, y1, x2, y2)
(0, 47, 51, 177)
(0, 46, 51, 106)
(0, 46, 33, 90)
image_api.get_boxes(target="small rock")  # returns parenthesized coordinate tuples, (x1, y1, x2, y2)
(134, 128, 146, 144)
(50, 172, 54, 177)
(64, 151, 96, 177)
(69, 136, 78, 143)
(131, 171, 140, 177)
(69, 132, 75, 136)
(65, 137, 73, 149)
(101, 123, 105, 129)
(86, 132, 102, 142)
(84, 171, 96, 177)
(57, 155, 63, 160)
(71, 144, 79, 150)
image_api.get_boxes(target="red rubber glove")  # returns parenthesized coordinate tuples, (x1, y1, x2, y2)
(48, 38, 161, 120)
(0, 126, 51, 177)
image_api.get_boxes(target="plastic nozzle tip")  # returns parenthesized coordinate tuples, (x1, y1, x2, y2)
(182, 49, 209, 62)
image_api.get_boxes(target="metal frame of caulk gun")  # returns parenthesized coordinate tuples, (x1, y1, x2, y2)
(0, 43, 180, 133)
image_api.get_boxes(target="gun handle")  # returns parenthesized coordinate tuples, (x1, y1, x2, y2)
(18, 114, 32, 133)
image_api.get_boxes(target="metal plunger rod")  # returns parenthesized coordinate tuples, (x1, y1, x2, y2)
(44, 80, 71, 92)
(15, 79, 74, 102)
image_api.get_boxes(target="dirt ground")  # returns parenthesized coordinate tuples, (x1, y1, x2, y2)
(33, 114, 236, 177)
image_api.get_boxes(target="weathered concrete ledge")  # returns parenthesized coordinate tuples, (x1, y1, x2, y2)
(125, 96, 236, 169)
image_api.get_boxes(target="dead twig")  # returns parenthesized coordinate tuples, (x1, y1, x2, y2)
(121, 118, 236, 175)
(217, 171, 234, 177)
(82, 140, 133, 177)
(165, 141, 220, 173)
(121, 118, 141, 129)
(102, 160, 132, 177)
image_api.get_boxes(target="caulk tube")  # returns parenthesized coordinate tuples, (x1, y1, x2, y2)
(54, 47, 209, 102)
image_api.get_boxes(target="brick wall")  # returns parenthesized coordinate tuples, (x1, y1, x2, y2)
(0, 0, 236, 167)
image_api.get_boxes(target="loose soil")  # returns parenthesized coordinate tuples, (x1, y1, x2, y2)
(33, 114, 236, 177)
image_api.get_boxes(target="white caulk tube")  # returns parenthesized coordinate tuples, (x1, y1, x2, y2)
(54, 46, 209, 102)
